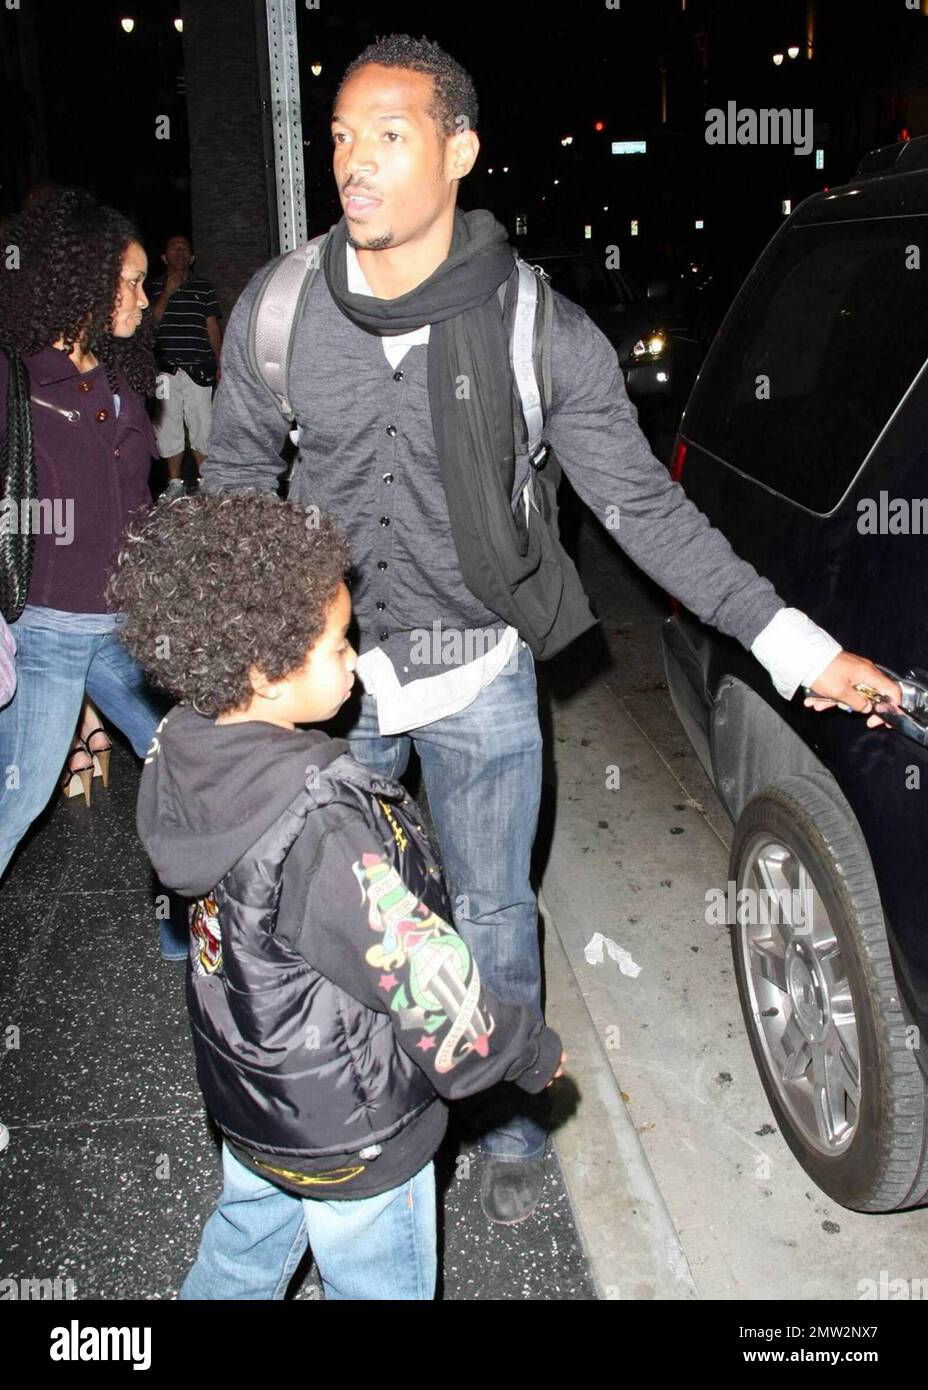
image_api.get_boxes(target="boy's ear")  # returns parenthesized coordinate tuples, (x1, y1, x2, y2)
(248, 666, 279, 701)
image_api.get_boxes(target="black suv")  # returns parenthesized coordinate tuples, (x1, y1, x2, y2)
(662, 136, 928, 1212)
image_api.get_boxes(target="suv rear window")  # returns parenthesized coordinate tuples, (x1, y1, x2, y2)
(683, 214, 928, 512)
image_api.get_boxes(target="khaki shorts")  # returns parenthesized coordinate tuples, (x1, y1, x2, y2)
(153, 368, 214, 456)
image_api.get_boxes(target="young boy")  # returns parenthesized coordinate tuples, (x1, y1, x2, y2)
(109, 490, 566, 1301)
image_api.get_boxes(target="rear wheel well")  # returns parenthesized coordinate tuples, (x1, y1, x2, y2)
(711, 676, 832, 821)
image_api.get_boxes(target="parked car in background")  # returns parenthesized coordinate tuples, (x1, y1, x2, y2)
(515, 244, 696, 458)
(661, 135, 928, 1212)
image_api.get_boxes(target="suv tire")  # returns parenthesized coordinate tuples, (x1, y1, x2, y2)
(729, 772, 928, 1211)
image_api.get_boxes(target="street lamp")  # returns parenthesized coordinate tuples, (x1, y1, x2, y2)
(310, 63, 322, 76)
(772, 52, 784, 65)
(120, 17, 135, 33)
(787, 45, 800, 59)
(174, 17, 183, 32)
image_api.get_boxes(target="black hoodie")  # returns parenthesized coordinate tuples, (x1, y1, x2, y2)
(136, 706, 563, 1199)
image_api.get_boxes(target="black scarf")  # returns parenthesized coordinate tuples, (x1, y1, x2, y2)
(322, 207, 592, 651)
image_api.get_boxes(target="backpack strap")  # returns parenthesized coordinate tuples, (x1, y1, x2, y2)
(498, 259, 554, 525)
(510, 260, 548, 468)
(498, 259, 553, 462)
(248, 231, 330, 419)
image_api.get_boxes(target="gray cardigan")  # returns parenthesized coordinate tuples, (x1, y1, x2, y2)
(201, 255, 784, 683)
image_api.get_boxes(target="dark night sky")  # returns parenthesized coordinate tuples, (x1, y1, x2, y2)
(3, 0, 926, 278)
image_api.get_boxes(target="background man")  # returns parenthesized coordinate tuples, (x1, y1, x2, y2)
(149, 233, 222, 496)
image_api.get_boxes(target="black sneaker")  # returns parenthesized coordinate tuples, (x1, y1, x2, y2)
(480, 1154, 547, 1224)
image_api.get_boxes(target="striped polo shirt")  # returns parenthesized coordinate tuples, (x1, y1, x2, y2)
(149, 273, 221, 367)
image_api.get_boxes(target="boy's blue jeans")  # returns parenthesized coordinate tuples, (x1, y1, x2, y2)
(180, 1143, 436, 1300)
(334, 636, 548, 1163)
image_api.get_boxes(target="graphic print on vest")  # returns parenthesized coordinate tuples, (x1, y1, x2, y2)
(352, 851, 495, 1073)
(190, 892, 222, 975)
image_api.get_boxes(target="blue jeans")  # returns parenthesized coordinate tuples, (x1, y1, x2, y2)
(332, 636, 548, 1162)
(180, 1143, 436, 1300)
(0, 619, 163, 878)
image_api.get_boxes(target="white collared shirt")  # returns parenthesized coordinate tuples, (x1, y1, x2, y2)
(345, 241, 521, 734)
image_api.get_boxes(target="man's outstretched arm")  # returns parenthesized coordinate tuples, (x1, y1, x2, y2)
(544, 295, 899, 717)
(200, 263, 291, 496)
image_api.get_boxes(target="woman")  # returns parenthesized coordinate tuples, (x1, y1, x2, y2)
(0, 188, 172, 912)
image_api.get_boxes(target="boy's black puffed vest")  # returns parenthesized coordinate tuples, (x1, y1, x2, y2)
(185, 756, 444, 1160)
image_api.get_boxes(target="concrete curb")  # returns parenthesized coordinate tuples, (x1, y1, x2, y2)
(540, 885, 698, 1301)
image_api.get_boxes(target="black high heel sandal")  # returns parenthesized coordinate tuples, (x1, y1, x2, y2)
(83, 725, 112, 787)
(60, 739, 95, 806)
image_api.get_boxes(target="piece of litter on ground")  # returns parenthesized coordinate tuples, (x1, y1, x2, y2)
(583, 931, 642, 977)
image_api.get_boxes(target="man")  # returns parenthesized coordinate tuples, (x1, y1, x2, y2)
(149, 234, 223, 495)
(202, 34, 896, 1226)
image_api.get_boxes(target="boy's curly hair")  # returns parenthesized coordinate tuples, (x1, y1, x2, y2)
(107, 492, 354, 718)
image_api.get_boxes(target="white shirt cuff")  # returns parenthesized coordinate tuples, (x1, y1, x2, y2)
(750, 607, 843, 701)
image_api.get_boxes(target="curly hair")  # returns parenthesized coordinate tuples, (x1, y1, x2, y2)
(337, 33, 479, 139)
(0, 186, 156, 396)
(107, 492, 355, 718)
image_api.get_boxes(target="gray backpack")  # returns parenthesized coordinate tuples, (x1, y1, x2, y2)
(246, 229, 557, 526)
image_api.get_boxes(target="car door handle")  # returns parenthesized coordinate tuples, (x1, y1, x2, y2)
(869, 666, 928, 748)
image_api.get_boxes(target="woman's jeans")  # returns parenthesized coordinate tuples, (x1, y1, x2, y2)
(330, 636, 549, 1163)
(0, 619, 162, 878)
(180, 1143, 436, 1301)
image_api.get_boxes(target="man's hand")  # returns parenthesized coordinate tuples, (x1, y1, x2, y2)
(803, 651, 902, 729)
(152, 269, 186, 324)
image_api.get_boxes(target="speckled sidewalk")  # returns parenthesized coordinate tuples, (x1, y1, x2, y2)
(0, 737, 596, 1301)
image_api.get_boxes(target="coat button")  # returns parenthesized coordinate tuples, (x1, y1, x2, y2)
(377, 560, 388, 570)
(379, 515, 390, 526)
(96, 408, 108, 422)
(77, 380, 92, 393)
(375, 601, 385, 611)
(393, 370, 404, 382)
(113, 447, 120, 458)
(379, 629, 389, 641)
(382, 472, 394, 484)
(386, 425, 397, 437)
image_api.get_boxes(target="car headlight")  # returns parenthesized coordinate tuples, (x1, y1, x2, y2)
(632, 331, 668, 359)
